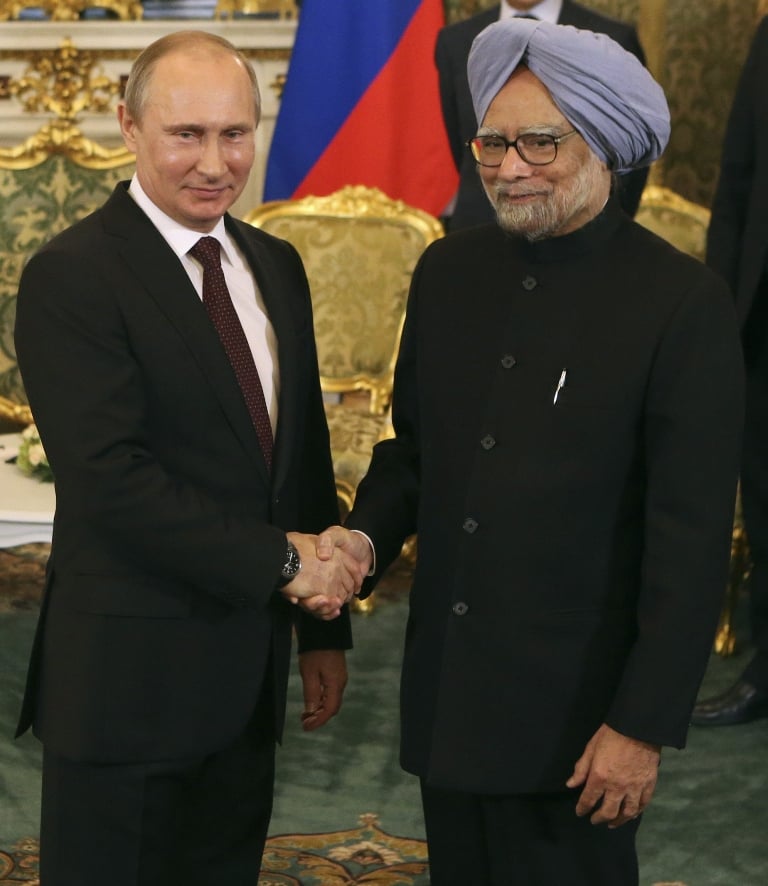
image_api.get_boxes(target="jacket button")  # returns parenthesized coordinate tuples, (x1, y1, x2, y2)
(501, 354, 516, 369)
(522, 276, 537, 291)
(452, 601, 469, 616)
(481, 435, 496, 450)
(462, 517, 478, 533)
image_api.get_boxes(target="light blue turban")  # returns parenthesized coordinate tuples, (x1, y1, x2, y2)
(467, 18, 670, 173)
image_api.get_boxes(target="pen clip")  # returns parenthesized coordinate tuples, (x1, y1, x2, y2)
(553, 368, 567, 405)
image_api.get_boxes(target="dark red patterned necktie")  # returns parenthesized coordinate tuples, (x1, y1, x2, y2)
(189, 236, 273, 472)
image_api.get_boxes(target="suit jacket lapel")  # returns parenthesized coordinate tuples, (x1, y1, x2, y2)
(102, 186, 269, 481)
(228, 218, 299, 495)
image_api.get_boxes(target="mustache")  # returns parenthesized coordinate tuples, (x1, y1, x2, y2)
(493, 184, 552, 199)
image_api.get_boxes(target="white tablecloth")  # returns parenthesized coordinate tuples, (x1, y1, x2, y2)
(0, 433, 55, 547)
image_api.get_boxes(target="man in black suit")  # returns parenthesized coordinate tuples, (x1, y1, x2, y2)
(693, 15, 768, 727)
(435, 0, 648, 229)
(325, 19, 743, 885)
(14, 31, 364, 886)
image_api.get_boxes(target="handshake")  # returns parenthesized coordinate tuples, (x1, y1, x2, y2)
(278, 526, 373, 620)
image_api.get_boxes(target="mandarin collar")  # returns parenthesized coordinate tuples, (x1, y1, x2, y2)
(502, 194, 626, 263)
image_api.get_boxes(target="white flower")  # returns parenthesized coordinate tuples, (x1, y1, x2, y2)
(28, 443, 45, 466)
(17, 423, 54, 482)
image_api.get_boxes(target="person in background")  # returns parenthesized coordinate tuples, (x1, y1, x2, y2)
(693, 15, 768, 728)
(324, 18, 744, 885)
(435, 0, 648, 230)
(14, 30, 363, 886)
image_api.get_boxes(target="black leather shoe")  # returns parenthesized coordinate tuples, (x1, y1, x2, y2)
(691, 679, 768, 726)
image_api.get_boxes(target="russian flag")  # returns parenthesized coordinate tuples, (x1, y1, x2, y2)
(263, 0, 457, 217)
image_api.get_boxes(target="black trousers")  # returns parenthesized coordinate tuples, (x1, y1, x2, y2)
(420, 781, 641, 886)
(39, 701, 275, 886)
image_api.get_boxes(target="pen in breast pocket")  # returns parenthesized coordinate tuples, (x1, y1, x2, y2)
(553, 368, 567, 404)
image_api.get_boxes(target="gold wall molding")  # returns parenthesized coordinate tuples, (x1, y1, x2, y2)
(0, 39, 132, 168)
(0, 0, 141, 20)
(215, 0, 297, 19)
(0, 46, 290, 62)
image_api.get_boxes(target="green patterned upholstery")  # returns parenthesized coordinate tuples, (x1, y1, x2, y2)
(0, 156, 135, 408)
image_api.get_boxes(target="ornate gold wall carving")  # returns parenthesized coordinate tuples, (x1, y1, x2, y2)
(0, 39, 133, 169)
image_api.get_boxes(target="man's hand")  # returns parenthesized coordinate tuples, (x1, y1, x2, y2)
(566, 723, 661, 828)
(298, 649, 347, 731)
(279, 531, 366, 620)
(315, 525, 373, 575)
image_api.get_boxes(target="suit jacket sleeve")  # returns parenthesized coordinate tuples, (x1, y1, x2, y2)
(346, 258, 425, 590)
(605, 274, 744, 747)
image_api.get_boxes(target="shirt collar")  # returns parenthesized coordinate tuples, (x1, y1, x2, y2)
(128, 175, 236, 267)
(499, 0, 563, 24)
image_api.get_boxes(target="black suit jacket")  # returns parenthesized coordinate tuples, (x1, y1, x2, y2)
(15, 183, 351, 764)
(706, 15, 768, 328)
(348, 200, 743, 794)
(435, 0, 648, 229)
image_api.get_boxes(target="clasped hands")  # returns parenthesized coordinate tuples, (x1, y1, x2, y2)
(279, 527, 373, 620)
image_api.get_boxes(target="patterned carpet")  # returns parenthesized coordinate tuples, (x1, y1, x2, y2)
(0, 546, 47, 614)
(0, 815, 429, 886)
(1, 544, 754, 885)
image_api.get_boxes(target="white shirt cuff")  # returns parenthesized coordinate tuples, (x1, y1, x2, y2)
(350, 529, 376, 576)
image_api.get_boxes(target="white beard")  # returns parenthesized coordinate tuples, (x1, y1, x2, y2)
(487, 154, 606, 241)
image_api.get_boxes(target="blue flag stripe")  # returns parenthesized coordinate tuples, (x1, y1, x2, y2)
(264, 0, 423, 200)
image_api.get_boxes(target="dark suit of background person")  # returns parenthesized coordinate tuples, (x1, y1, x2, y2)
(13, 32, 352, 886)
(435, 0, 649, 230)
(694, 15, 768, 726)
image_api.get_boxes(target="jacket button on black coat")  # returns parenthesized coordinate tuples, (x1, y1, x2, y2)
(481, 435, 496, 450)
(501, 354, 516, 369)
(462, 517, 478, 533)
(522, 276, 537, 290)
(452, 601, 469, 616)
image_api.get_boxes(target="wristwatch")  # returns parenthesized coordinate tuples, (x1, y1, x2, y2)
(277, 540, 302, 587)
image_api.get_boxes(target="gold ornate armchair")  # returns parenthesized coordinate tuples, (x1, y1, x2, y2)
(245, 185, 443, 517)
(635, 184, 711, 262)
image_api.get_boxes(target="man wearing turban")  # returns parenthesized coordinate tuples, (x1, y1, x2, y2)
(435, 0, 649, 231)
(330, 18, 744, 884)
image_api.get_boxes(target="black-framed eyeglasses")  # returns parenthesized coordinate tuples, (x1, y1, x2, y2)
(467, 130, 578, 167)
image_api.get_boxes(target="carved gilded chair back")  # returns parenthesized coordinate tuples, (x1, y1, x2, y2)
(634, 184, 710, 262)
(245, 185, 442, 523)
(245, 185, 444, 414)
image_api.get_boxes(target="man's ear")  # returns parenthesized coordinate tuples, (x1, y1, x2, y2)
(117, 102, 137, 152)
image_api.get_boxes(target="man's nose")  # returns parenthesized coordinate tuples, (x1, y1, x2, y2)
(197, 138, 227, 177)
(496, 145, 534, 178)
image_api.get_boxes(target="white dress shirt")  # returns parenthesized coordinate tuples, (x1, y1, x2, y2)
(500, 0, 563, 23)
(128, 176, 279, 433)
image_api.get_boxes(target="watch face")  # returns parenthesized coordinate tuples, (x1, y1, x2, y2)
(282, 542, 301, 581)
